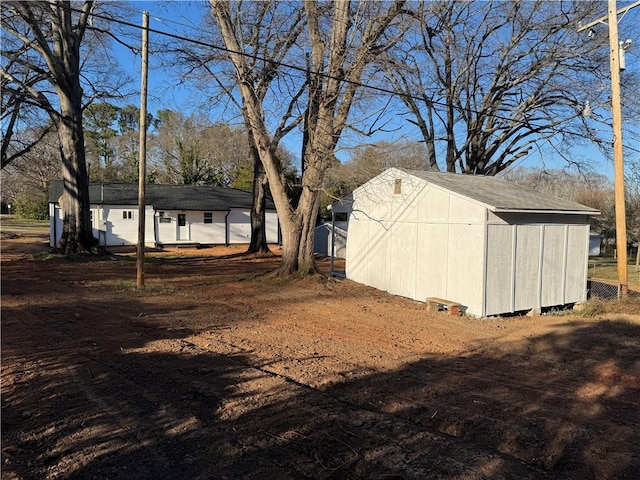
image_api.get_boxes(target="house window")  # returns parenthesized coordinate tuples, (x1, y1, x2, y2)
(178, 214, 186, 227)
(204, 212, 213, 224)
(122, 210, 133, 220)
(394, 179, 402, 194)
(159, 211, 172, 224)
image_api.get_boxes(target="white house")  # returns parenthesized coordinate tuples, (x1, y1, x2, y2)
(49, 181, 279, 248)
(346, 168, 600, 317)
(589, 233, 604, 256)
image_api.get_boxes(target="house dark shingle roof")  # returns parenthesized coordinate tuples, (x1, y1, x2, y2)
(49, 181, 275, 211)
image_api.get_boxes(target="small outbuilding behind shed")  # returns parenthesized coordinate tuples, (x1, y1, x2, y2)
(346, 168, 600, 317)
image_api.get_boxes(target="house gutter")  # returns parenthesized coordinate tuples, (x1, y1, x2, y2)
(330, 206, 336, 276)
(225, 210, 231, 246)
(52, 203, 57, 247)
(491, 208, 600, 215)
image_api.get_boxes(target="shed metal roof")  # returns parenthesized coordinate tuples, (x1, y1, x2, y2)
(400, 169, 600, 215)
(49, 181, 275, 211)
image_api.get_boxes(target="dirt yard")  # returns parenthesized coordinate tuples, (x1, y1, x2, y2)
(2, 229, 639, 479)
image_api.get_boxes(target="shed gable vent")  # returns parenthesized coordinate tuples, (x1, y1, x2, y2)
(394, 179, 402, 194)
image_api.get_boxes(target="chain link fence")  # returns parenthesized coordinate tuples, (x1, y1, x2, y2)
(587, 278, 640, 300)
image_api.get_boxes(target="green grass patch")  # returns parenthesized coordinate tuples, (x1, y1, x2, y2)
(0, 216, 49, 231)
(588, 258, 640, 284)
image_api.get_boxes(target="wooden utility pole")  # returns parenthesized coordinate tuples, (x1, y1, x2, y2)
(137, 11, 149, 289)
(607, 0, 628, 296)
(578, 0, 637, 296)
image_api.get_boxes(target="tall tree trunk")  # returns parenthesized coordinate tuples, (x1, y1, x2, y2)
(211, 0, 405, 276)
(296, 188, 322, 271)
(53, 92, 96, 253)
(247, 139, 270, 254)
(3, 0, 96, 254)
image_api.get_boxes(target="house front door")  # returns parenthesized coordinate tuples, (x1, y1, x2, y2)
(177, 214, 189, 240)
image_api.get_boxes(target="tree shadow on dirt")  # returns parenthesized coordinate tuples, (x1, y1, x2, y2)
(3, 285, 639, 480)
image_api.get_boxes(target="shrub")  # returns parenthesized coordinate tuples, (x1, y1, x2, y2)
(14, 194, 48, 220)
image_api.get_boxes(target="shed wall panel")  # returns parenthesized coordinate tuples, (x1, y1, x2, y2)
(394, 186, 423, 223)
(565, 225, 589, 302)
(514, 225, 543, 311)
(415, 223, 449, 300)
(541, 225, 566, 306)
(449, 194, 485, 223)
(345, 213, 370, 283)
(418, 187, 450, 222)
(447, 224, 485, 315)
(355, 180, 395, 221)
(485, 225, 514, 316)
(365, 220, 390, 292)
(388, 222, 418, 298)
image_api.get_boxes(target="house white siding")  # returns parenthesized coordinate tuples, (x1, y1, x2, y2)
(266, 211, 279, 244)
(154, 209, 278, 245)
(190, 211, 227, 244)
(100, 205, 155, 246)
(227, 209, 251, 243)
(49, 204, 63, 247)
(51, 204, 154, 247)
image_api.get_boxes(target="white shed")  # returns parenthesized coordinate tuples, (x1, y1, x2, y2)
(346, 168, 600, 317)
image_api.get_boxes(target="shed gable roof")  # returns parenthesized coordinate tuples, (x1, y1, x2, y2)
(49, 181, 275, 211)
(397, 169, 599, 215)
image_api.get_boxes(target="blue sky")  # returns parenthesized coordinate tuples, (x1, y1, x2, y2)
(109, 1, 640, 180)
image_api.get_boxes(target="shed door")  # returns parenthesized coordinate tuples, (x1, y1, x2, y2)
(177, 214, 189, 240)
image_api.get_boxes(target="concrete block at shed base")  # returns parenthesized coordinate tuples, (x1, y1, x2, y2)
(426, 297, 462, 316)
(573, 303, 587, 312)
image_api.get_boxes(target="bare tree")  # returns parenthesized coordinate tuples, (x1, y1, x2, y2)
(1, 128, 60, 209)
(324, 140, 430, 197)
(210, 0, 407, 275)
(625, 160, 640, 271)
(175, 1, 307, 255)
(2, 1, 97, 252)
(504, 166, 614, 239)
(153, 109, 250, 186)
(384, 0, 607, 175)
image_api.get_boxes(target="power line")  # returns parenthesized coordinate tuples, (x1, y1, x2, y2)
(71, 5, 580, 124)
(16, 3, 640, 160)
